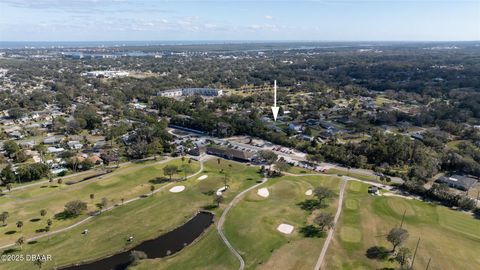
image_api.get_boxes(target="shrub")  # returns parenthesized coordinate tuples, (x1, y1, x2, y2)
(58, 200, 87, 218)
(298, 199, 321, 211)
(365, 246, 391, 260)
(299, 225, 324, 238)
(474, 208, 480, 219)
(129, 250, 147, 265)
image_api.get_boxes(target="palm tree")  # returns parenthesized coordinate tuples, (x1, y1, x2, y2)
(16, 237, 25, 250)
(213, 194, 224, 206)
(181, 164, 191, 180)
(33, 258, 43, 269)
(163, 165, 178, 181)
(16, 221, 23, 231)
(99, 198, 108, 212)
(48, 174, 53, 186)
(222, 171, 230, 189)
(0, 211, 9, 226)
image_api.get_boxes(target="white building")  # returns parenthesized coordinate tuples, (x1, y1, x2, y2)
(47, 147, 65, 153)
(159, 89, 183, 97)
(82, 71, 129, 78)
(158, 88, 223, 97)
(67, 141, 84, 150)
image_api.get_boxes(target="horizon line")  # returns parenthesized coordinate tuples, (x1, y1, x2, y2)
(1, 40, 479, 43)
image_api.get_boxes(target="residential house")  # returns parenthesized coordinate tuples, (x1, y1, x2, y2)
(67, 140, 84, 150)
(436, 175, 478, 191)
(44, 136, 63, 145)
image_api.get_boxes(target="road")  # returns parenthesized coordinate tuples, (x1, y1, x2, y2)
(3, 156, 165, 194)
(216, 176, 268, 270)
(0, 156, 205, 251)
(168, 127, 404, 185)
(314, 179, 347, 270)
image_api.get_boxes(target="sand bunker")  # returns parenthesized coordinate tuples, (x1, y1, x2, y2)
(277, 224, 294, 234)
(305, 189, 313, 196)
(257, 188, 269, 198)
(169, 186, 185, 193)
(216, 186, 227, 196)
(197, 175, 208, 180)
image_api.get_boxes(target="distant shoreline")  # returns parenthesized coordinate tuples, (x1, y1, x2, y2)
(0, 40, 478, 49)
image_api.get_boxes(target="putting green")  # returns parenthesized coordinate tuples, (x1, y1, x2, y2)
(0, 158, 200, 247)
(224, 175, 342, 270)
(345, 199, 358, 210)
(325, 182, 480, 270)
(386, 197, 416, 216)
(349, 181, 361, 192)
(340, 226, 362, 243)
(0, 159, 262, 270)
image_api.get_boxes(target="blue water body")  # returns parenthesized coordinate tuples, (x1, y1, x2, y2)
(0, 40, 298, 49)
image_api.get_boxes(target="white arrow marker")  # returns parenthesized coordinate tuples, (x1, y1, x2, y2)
(271, 80, 279, 121)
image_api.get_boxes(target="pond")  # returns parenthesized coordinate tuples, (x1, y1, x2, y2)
(61, 211, 214, 270)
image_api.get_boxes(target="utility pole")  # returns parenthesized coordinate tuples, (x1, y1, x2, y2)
(410, 237, 421, 269)
(425, 257, 431, 270)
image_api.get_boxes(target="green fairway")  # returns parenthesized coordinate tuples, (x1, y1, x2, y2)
(0, 158, 262, 270)
(222, 174, 342, 270)
(325, 168, 378, 182)
(131, 172, 343, 270)
(0, 158, 199, 247)
(324, 181, 480, 270)
(130, 229, 239, 270)
(127, 159, 264, 270)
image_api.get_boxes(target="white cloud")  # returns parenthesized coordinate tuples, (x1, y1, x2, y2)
(265, 15, 273, 20)
(248, 24, 278, 31)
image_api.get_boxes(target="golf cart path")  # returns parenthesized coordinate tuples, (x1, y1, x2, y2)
(4, 156, 174, 194)
(0, 157, 204, 251)
(283, 172, 395, 191)
(314, 179, 347, 270)
(217, 177, 268, 270)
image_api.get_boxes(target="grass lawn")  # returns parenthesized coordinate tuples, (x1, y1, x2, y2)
(0, 158, 262, 270)
(130, 228, 239, 270)
(324, 181, 480, 270)
(326, 168, 378, 182)
(287, 166, 314, 174)
(446, 140, 468, 150)
(0, 158, 199, 247)
(129, 159, 263, 270)
(222, 174, 342, 270)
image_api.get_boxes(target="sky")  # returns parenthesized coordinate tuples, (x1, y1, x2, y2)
(0, 0, 479, 41)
